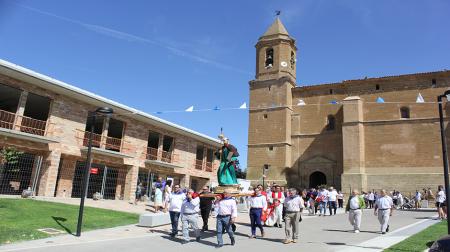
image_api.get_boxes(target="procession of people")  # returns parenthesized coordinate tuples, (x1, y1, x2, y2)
(143, 137, 446, 248)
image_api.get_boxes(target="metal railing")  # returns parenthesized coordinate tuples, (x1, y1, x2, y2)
(0, 109, 48, 136)
(145, 147, 177, 164)
(195, 159, 203, 170)
(161, 150, 173, 163)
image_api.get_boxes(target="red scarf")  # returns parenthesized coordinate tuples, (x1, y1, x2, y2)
(272, 191, 282, 199)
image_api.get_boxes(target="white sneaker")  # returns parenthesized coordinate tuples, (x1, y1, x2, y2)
(354, 230, 360, 233)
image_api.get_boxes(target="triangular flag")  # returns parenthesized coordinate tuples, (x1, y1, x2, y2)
(239, 102, 247, 109)
(416, 93, 425, 103)
(185, 106, 194, 112)
(213, 106, 220, 111)
(297, 99, 306, 106)
(329, 100, 338, 105)
(376, 97, 385, 103)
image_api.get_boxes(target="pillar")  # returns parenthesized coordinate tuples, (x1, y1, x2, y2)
(37, 150, 62, 196)
(341, 96, 367, 192)
(124, 165, 139, 200)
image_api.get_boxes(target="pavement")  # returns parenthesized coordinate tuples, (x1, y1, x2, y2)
(0, 207, 439, 252)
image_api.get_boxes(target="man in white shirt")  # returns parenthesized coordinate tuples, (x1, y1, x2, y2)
(180, 189, 201, 243)
(345, 189, 365, 233)
(269, 185, 285, 227)
(215, 188, 237, 248)
(283, 188, 304, 244)
(374, 189, 394, 234)
(248, 187, 267, 238)
(328, 187, 338, 215)
(414, 190, 422, 209)
(165, 184, 186, 238)
(368, 191, 375, 209)
(436, 185, 447, 220)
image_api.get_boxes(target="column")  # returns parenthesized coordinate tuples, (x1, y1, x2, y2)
(14, 91, 28, 130)
(341, 96, 367, 192)
(124, 165, 139, 200)
(37, 150, 62, 196)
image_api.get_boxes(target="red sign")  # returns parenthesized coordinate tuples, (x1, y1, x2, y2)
(90, 168, 99, 174)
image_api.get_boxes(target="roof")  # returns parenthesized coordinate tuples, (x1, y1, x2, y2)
(294, 69, 450, 91)
(262, 17, 289, 37)
(0, 59, 222, 146)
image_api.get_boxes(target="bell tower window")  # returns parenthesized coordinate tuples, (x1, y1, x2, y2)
(265, 48, 274, 69)
(290, 51, 295, 69)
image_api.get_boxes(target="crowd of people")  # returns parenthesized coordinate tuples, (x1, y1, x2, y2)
(138, 179, 447, 247)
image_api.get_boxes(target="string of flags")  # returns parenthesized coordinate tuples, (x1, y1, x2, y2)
(124, 93, 440, 116)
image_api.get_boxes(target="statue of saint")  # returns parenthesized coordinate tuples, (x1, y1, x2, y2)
(216, 134, 239, 186)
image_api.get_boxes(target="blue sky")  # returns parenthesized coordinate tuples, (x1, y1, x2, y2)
(1, 0, 450, 169)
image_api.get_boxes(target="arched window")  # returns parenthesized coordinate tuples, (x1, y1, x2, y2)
(376, 84, 380, 90)
(432, 79, 437, 88)
(265, 48, 274, 68)
(400, 107, 410, 119)
(290, 51, 295, 69)
(326, 115, 335, 131)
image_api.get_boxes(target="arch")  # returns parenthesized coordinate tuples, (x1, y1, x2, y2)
(265, 48, 274, 68)
(309, 171, 327, 188)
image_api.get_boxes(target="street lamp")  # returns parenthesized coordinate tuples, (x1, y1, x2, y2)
(76, 107, 113, 237)
(263, 164, 270, 190)
(437, 91, 450, 234)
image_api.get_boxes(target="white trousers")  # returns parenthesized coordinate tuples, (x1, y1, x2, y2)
(274, 204, 283, 225)
(348, 209, 362, 231)
(377, 209, 390, 232)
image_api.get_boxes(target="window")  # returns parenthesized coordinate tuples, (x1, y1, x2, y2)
(269, 146, 273, 151)
(265, 48, 274, 68)
(162, 136, 174, 152)
(0, 83, 21, 113)
(290, 51, 295, 69)
(329, 89, 334, 94)
(326, 115, 335, 131)
(376, 84, 380, 90)
(432, 79, 437, 88)
(400, 107, 410, 119)
(263, 114, 268, 119)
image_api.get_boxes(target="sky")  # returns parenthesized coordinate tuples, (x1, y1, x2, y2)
(0, 0, 450, 169)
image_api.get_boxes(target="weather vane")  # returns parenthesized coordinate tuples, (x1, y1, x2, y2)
(275, 10, 281, 16)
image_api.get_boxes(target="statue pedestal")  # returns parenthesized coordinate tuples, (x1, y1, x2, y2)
(213, 185, 241, 194)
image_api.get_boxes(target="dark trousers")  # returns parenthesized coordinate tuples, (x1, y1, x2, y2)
(169, 211, 180, 235)
(338, 199, 343, 208)
(201, 208, 211, 229)
(369, 200, 374, 209)
(329, 201, 337, 215)
(249, 208, 263, 235)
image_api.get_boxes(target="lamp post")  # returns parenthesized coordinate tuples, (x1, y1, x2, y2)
(76, 107, 113, 237)
(263, 164, 270, 190)
(437, 91, 450, 234)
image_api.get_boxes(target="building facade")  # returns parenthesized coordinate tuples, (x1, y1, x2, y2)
(247, 18, 450, 194)
(0, 59, 220, 200)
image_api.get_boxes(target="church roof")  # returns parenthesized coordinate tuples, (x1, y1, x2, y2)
(262, 17, 290, 37)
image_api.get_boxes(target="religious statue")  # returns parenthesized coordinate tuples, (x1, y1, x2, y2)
(216, 132, 239, 186)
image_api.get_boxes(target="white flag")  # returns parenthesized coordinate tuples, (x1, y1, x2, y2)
(185, 106, 194, 112)
(239, 102, 247, 109)
(416, 93, 425, 103)
(297, 99, 306, 106)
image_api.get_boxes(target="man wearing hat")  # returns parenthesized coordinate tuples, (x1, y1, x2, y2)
(215, 188, 237, 248)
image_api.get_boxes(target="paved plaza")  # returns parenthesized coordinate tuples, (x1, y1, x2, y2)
(0, 208, 438, 252)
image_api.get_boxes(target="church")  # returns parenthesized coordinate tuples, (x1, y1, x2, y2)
(246, 18, 450, 194)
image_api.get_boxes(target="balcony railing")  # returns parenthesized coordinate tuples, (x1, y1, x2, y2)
(195, 159, 203, 170)
(205, 161, 213, 172)
(145, 147, 177, 164)
(0, 109, 48, 136)
(161, 150, 173, 163)
(146, 147, 158, 160)
(77, 129, 123, 152)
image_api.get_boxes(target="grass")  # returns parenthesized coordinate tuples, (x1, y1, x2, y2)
(0, 198, 139, 244)
(384, 220, 447, 252)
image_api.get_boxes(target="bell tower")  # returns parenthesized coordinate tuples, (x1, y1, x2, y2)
(247, 18, 297, 186)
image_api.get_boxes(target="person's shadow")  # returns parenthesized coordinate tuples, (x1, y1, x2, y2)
(52, 216, 75, 236)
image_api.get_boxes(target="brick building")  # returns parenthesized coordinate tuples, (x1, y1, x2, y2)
(0, 59, 220, 200)
(246, 18, 450, 194)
